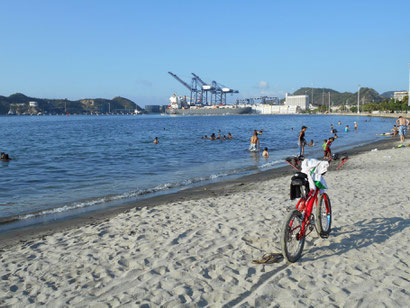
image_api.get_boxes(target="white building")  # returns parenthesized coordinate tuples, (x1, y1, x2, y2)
(29, 101, 38, 107)
(285, 93, 309, 110)
(393, 91, 408, 102)
(251, 104, 298, 114)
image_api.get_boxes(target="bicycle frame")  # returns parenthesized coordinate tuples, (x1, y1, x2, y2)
(295, 188, 319, 238)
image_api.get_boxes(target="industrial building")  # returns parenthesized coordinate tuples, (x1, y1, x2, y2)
(250, 104, 298, 114)
(285, 93, 309, 110)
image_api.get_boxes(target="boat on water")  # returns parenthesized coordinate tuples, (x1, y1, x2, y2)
(165, 94, 252, 116)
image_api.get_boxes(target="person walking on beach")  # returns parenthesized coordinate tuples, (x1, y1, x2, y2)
(396, 116, 409, 143)
(249, 131, 259, 151)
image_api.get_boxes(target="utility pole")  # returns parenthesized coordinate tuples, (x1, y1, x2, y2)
(311, 87, 314, 106)
(328, 92, 331, 113)
(322, 89, 324, 106)
(357, 84, 361, 114)
(408, 63, 410, 107)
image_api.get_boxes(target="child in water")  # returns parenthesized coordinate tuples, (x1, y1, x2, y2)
(262, 147, 269, 158)
(324, 137, 335, 159)
(322, 139, 327, 152)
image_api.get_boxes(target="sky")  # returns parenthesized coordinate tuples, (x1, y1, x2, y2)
(0, 0, 409, 106)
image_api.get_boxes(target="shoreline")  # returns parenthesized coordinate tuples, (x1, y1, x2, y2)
(0, 133, 408, 306)
(0, 135, 400, 249)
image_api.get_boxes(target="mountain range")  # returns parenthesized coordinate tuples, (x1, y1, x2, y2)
(292, 88, 402, 106)
(0, 93, 143, 115)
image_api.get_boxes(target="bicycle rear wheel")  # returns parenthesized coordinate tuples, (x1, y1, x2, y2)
(281, 209, 305, 263)
(315, 193, 332, 238)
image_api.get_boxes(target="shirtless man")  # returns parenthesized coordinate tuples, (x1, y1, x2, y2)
(249, 131, 259, 151)
(396, 116, 410, 143)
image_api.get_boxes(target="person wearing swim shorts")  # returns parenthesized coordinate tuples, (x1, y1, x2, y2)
(396, 116, 409, 143)
(298, 126, 307, 156)
(249, 131, 259, 151)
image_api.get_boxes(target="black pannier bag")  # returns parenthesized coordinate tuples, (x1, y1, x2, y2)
(290, 172, 310, 200)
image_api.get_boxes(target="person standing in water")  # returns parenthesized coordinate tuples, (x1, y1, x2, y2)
(249, 131, 259, 151)
(298, 126, 314, 156)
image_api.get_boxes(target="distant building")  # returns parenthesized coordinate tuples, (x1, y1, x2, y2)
(393, 91, 408, 102)
(29, 101, 38, 107)
(285, 93, 309, 110)
(251, 104, 298, 114)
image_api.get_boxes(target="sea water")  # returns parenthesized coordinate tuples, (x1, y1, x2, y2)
(0, 114, 395, 231)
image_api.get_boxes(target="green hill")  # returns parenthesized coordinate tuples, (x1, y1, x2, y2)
(293, 87, 387, 106)
(0, 93, 142, 115)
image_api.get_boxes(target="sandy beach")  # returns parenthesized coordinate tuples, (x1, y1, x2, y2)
(1, 139, 409, 307)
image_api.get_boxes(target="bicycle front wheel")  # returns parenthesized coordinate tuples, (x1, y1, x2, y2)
(281, 209, 305, 263)
(315, 193, 332, 238)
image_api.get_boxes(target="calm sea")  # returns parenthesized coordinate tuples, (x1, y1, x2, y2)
(0, 114, 395, 231)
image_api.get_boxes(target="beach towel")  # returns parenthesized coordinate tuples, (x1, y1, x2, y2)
(301, 159, 329, 193)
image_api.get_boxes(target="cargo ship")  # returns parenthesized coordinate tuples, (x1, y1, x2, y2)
(165, 94, 252, 116)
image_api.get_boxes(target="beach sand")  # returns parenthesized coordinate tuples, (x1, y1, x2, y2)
(0, 141, 409, 307)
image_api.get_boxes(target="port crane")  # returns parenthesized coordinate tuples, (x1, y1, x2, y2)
(169, 72, 239, 106)
(191, 73, 213, 105)
(168, 72, 202, 105)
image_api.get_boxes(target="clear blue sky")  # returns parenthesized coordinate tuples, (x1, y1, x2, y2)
(1, 0, 409, 106)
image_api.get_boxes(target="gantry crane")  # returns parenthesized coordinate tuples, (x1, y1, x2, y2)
(169, 72, 239, 106)
(192, 73, 213, 105)
(168, 72, 202, 105)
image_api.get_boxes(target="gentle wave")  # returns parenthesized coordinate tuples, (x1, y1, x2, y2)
(1, 167, 251, 224)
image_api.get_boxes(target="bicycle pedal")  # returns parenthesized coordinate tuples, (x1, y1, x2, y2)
(320, 233, 329, 238)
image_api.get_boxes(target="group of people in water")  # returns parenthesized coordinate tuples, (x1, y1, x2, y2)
(202, 131, 234, 141)
(152, 115, 409, 161)
(298, 119, 363, 159)
(249, 129, 269, 157)
(1, 152, 11, 161)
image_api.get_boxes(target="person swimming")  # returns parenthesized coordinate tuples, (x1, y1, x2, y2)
(262, 147, 269, 158)
(153, 137, 159, 144)
(1, 152, 11, 161)
(227, 132, 233, 139)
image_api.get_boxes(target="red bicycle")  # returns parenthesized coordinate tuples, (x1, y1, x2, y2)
(281, 172, 332, 262)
